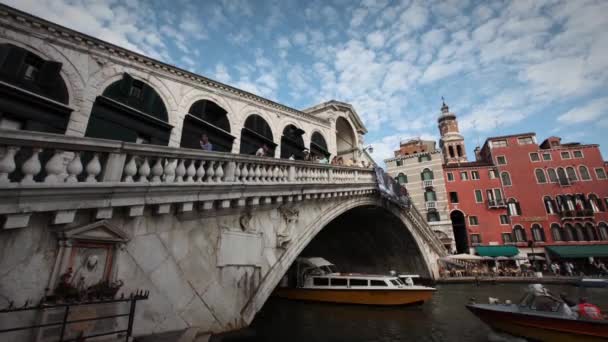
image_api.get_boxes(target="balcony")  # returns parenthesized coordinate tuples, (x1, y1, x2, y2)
(422, 179, 433, 189)
(487, 199, 506, 209)
(425, 201, 436, 209)
(559, 209, 595, 220)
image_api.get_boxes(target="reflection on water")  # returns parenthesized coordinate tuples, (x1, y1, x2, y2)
(250, 283, 608, 342)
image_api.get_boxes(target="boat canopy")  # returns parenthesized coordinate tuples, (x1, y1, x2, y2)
(475, 246, 519, 257)
(546, 245, 608, 258)
(297, 257, 334, 268)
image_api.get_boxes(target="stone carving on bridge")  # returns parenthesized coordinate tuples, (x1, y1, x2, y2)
(277, 205, 299, 248)
(239, 211, 255, 232)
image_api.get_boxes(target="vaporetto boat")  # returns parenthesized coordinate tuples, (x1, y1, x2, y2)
(273, 257, 435, 305)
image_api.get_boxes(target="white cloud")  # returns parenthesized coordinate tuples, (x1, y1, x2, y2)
(557, 97, 608, 124)
(350, 8, 368, 27)
(213, 63, 231, 83)
(366, 31, 386, 48)
(293, 32, 308, 46)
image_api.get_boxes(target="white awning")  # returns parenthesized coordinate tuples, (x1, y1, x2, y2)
(297, 257, 334, 268)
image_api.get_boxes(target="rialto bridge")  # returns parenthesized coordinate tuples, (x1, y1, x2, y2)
(0, 5, 446, 340)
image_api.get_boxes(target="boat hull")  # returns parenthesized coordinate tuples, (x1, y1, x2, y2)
(466, 304, 608, 342)
(273, 288, 434, 306)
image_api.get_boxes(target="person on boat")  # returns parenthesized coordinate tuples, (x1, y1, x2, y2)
(573, 298, 604, 320)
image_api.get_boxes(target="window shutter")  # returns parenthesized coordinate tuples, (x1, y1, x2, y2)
(37, 60, 63, 87)
(0, 45, 27, 78)
(119, 73, 134, 96)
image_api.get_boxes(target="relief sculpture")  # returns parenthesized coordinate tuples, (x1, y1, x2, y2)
(277, 205, 299, 248)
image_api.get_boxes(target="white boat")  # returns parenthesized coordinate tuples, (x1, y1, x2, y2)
(273, 257, 435, 305)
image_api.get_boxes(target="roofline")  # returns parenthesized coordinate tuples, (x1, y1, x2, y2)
(485, 132, 536, 141)
(0, 3, 329, 126)
(304, 100, 368, 134)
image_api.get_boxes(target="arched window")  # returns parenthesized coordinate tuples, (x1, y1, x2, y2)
(0, 43, 70, 134)
(585, 223, 598, 241)
(424, 190, 437, 202)
(564, 195, 575, 211)
(531, 224, 545, 242)
(281, 124, 306, 159)
(575, 194, 588, 212)
(310, 132, 329, 159)
(599, 223, 608, 241)
(574, 223, 586, 241)
(501, 172, 512, 186)
(508, 198, 521, 216)
(240, 114, 276, 155)
(565, 224, 576, 241)
(551, 224, 563, 241)
(421, 168, 434, 180)
(557, 167, 568, 185)
(180, 100, 234, 152)
(448, 145, 455, 158)
(397, 173, 408, 184)
(579, 165, 591, 180)
(456, 145, 462, 157)
(336, 117, 356, 160)
(566, 166, 578, 181)
(547, 168, 558, 183)
(589, 194, 604, 212)
(535, 169, 547, 183)
(544, 196, 556, 214)
(513, 225, 527, 242)
(86, 73, 171, 145)
(427, 210, 440, 222)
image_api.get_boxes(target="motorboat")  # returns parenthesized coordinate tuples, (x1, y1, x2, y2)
(273, 257, 435, 305)
(466, 284, 608, 341)
(579, 278, 608, 288)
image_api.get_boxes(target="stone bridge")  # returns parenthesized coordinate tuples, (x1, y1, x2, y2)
(0, 129, 446, 338)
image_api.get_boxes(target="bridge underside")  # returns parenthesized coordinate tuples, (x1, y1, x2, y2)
(301, 205, 431, 278)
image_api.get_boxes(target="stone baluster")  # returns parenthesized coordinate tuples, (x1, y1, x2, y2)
(151, 158, 164, 182)
(288, 165, 296, 182)
(224, 161, 235, 182)
(65, 152, 83, 183)
(20, 148, 42, 184)
(273, 165, 280, 183)
(205, 160, 215, 182)
(234, 162, 241, 183)
(0, 146, 19, 185)
(195, 160, 206, 182)
(175, 159, 186, 182)
(164, 159, 177, 183)
(85, 153, 102, 183)
(44, 150, 65, 184)
(138, 157, 150, 182)
(123, 156, 138, 182)
(260, 165, 267, 183)
(241, 163, 249, 182)
(254, 164, 262, 182)
(185, 159, 196, 183)
(214, 161, 224, 182)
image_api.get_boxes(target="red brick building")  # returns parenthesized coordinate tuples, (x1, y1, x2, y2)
(438, 103, 608, 261)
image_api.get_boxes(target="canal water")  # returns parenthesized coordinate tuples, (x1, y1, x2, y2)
(250, 283, 608, 342)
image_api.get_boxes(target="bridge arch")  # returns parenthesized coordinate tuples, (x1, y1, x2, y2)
(243, 196, 439, 322)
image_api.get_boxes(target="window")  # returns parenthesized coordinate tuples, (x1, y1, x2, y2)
(518, 136, 534, 145)
(492, 140, 507, 148)
(447, 172, 454, 181)
(535, 169, 547, 183)
(566, 167, 578, 181)
(330, 278, 347, 286)
(589, 194, 605, 212)
(547, 168, 558, 183)
(396, 160, 403, 166)
(349, 279, 368, 286)
(418, 154, 431, 162)
(23, 54, 43, 81)
(530, 152, 540, 162)
(585, 224, 598, 241)
(424, 190, 437, 202)
(557, 168, 569, 185)
(313, 277, 329, 286)
(599, 223, 608, 241)
(489, 169, 498, 179)
(397, 173, 408, 184)
(531, 224, 545, 242)
(469, 216, 479, 225)
(494, 189, 503, 203)
(470, 234, 481, 244)
(544, 196, 556, 214)
(471, 171, 479, 180)
(502, 233, 513, 243)
(496, 156, 507, 165)
(560, 151, 571, 159)
(129, 80, 144, 99)
(449, 192, 459, 203)
(595, 168, 607, 180)
(573, 150, 583, 158)
(579, 166, 591, 181)
(513, 225, 526, 242)
(370, 280, 388, 286)
(565, 224, 575, 241)
(474, 190, 483, 203)
(421, 168, 434, 180)
(500, 215, 509, 225)
(427, 210, 440, 222)
(551, 224, 562, 242)
(508, 199, 521, 216)
(542, 153, 551, 161)
(460, 171, 468, 180)
(501, 172, 512, 186)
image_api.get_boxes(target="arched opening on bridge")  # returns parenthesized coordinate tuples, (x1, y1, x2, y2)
(336, 117, 356, 161)
(240, 114, 276, 156)
(310, 131, 330, 159)
(180, 99, 234, 152)
(288, 205, 431, 285)
(85, 73, 171, 145)
(450, 210, 468, 254)
(280, 124, 306, 159)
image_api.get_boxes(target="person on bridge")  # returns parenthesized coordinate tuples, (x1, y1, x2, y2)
(573, 298, 604, 320)
(256, 144, 269, 157)
(200, 134, 213, 151)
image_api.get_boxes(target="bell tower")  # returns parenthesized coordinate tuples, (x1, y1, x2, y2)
(438, 99, 467, 164)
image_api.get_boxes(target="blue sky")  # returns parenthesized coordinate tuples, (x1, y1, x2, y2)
(5, 0, 608, 163)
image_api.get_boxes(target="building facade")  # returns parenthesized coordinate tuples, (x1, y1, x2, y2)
(385, 139, 453, 251)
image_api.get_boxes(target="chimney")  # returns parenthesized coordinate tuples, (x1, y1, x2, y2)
(474, 146, 481, 161)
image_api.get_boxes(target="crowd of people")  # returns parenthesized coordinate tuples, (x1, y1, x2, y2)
(200, 134, 374, 168)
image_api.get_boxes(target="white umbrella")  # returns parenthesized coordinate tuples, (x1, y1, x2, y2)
(446, 254, 483, 261)
(511, 255, 527, 261)
(495, 256, 510, 261)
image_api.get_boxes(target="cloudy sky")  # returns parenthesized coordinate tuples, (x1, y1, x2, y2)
(5, 0, 608, 163)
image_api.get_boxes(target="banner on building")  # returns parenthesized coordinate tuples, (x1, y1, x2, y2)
(374, 167, 410, 208)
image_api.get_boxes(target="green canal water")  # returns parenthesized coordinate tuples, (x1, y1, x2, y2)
(249, 283, 608, 342)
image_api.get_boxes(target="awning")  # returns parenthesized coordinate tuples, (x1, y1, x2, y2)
(546, 245, 608, 258)
(475, 246, 519, 257)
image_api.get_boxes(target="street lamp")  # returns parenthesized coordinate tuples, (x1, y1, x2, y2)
(527, 240, 536, 271)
